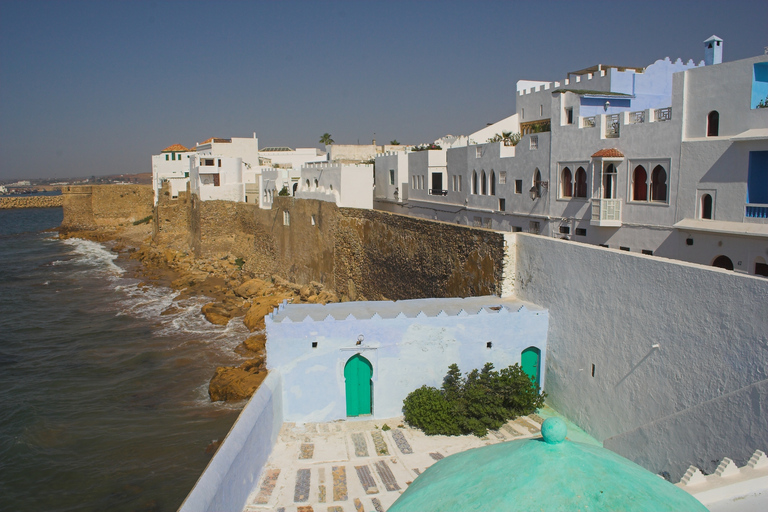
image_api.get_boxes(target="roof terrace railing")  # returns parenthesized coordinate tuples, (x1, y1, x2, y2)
(655, 107, 672, 122)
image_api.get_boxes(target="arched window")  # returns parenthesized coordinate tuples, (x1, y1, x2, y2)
(707, 110, 719, 137)
(632, 166, 647, 201)
(701, 194, 713, 219)
(755, 256, 768, 277)
(481, 171, 487, 195)
(650, 165, 667, 202)
(533, 169, 542, 198)
(314, 178, 319, 189)
(292, 182, 298, 195)
(490, 171, 496, 196)
(712, 255, 733, 270)
(305, 178, 310, 189)
(575, 167, 587, 198)
(472, 170, 478, 194)
(561, 167, 572, 198)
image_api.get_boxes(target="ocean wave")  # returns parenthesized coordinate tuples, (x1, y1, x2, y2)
(59, 238, 124, 276)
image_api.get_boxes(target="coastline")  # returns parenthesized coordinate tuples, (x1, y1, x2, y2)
(56, 220, 339, 403)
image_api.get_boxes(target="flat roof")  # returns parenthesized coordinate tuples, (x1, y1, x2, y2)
(269, 295, 544, 323)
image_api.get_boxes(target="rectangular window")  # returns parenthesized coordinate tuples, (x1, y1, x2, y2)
(204, 159, 214, 166)
(521, 108, 524, 119)
(751, 63, 768, 109)
(499, 171, 507, 184)
(642, 249, 653, 255)
(389, 169, 395, 185)
(473, 216, 482, 227)
(512, 226, 523, 232)
(457, 176, 462, 192)
(565, 107, 573, 125)
(213, 174, 220, 187)
(498, 198, 506, 211)
(747, 151, 768, 204)
(559, 226, 570, 234)
(540, 105, 543, 116)
(530, 136, 538, 150)
(283, 211, 290, 226)
(483, 218, 492, 229)
(515, 180, 523, 194)
(165, 154, 169, 161)
(217, 159, 221, 167)
(575, 228, 587, 236)
(620, 246, 630, 251)
(529, 221, 540, 234)
(476, 147, 482, 158)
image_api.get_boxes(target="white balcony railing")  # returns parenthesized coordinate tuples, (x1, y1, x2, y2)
(591, 198, 622, 226)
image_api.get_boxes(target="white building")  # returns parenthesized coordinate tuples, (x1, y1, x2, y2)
(189, 135, 260, 202)
(151, 143, 194, 204)
(295, 162, 374, 209)
(258, 146, 327, 169)
(375, 38, 768, 277)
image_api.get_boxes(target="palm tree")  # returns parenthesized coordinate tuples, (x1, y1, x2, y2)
(390, 140, 400, 145)
(319, 133, 334, 145)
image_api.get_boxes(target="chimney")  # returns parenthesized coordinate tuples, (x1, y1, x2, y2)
(704, 35, 723, 65)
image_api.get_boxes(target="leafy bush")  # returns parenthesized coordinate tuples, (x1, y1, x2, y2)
(403, 362, 546, 437)
(278, 186, 290, 196)
(234, 257, 245, 269)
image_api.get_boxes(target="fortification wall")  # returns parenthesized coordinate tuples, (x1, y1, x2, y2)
(0, 195, 63, 209)
(61, 185, 153, 229)
(513, 233, 768, 481)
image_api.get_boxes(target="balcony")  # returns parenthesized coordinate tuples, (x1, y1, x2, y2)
(746, 204, 768, 218)
(429, 189, 448, 196)
(590, 198, 622, 227)
(605, 114, 620, 138)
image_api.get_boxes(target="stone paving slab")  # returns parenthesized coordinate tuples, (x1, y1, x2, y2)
(253, 468, 280, 504)
(295, 468, 311, 502)
(355, 465, 379, 494)
(351, 432, 369, 457)
(390, 429, 413, 454)
(370, 431, 389, 456)
(332, 466, 348, 501)
(374, 460, 400, 492)
(514, 416, 541, 434)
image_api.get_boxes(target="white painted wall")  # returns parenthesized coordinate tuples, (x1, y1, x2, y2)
(374, 151, 409, 203)
(190, 155, 245, 202)
(151, 151, 193, 204)
(265, 298, 549, 423)
(259, 147, 327, 169)
(178, 372, 283, 512)
(296, 162, 373, 209)
(512, 233, 768, 481)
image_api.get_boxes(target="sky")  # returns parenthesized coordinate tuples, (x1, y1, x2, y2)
(0, 0, 766, 181)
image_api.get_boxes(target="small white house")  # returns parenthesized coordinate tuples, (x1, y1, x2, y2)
(295, 162, 374, 209)
(259, 146, 327, 169)
(151, 143, 194, 204)
(265, 296, 549, 423)
(188, 135, 260, 202)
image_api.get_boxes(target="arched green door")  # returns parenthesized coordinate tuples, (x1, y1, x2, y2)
(344, 354, 373, 417)
(521, 347, 541, 388)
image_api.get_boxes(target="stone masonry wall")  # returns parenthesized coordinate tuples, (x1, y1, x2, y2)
(61, 185, 153, 229)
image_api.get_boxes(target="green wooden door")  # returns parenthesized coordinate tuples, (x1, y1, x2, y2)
(521, 347, 541, 388)
(344, 354, 373, 417)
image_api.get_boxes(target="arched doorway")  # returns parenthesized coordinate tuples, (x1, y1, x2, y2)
(344, 354, 373, 417)
(521, 347, 541, 388)
(712, 255, 734, 270)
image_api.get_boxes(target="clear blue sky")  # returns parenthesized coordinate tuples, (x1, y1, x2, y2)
(1, 0, 766, 180)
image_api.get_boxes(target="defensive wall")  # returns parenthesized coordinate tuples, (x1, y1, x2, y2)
(60, 185, 153, 229)
(155, 192, 507, 300)
(0, 195, 63, 209)
(512, 233, 768, 481)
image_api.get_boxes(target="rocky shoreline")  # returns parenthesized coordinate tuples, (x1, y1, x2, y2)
(0, 195, 63, 209)
(57, 221, 339, 404)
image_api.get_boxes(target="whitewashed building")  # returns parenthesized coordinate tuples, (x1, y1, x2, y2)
(258, 146, 327, 169)
(295, 162, 374, 209)
(151, 143, 194, 204)
(189, 135, 260, 202)
(375, 38, 768, 277)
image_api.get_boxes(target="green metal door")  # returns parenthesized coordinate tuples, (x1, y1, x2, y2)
(521, 347, 541, 388)
(344, 354, 373, 417)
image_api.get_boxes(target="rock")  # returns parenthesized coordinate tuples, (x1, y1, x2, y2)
(317, 290, 339, 304)
(234, 278, 271, 298)
(201, 302, 231, 325)
(235, 333, 267, 356)
(243, 295, 292, 332)
(208, 366, 267, 401)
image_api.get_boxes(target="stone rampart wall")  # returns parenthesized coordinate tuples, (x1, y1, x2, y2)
(0, 195, 63, 209)
(154, 195, 506, 300)
(61, 185, 153, 229)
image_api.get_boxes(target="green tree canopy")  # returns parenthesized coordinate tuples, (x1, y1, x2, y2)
(319, 133, 334, 145)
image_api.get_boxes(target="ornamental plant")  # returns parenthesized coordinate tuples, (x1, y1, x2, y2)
(403, 362, 546, 437)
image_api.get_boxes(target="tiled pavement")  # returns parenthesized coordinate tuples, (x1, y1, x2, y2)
(243, 413, 549, 512)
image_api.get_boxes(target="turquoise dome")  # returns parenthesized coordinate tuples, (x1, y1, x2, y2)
(390, 418, 707, 512)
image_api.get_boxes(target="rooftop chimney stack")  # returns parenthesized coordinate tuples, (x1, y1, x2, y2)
(704, 35, 723, 66)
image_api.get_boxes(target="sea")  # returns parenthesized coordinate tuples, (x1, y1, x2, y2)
(0, 207, 251, 512)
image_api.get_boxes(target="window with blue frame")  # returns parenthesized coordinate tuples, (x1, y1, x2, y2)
(746, 151, 768, 218)
(751, 63, 768, 109)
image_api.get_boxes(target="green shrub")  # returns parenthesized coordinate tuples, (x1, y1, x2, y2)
(278, 186, 290, 196)
(234, 257, 245, 269)
(381, 423, 391, 431)
(403, 362, 546, 437)
(133, 215, 153, 225)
